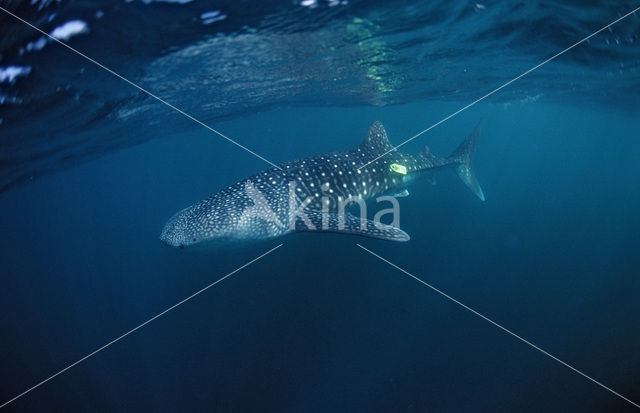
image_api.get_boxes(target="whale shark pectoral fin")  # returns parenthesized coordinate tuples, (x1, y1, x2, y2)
(294, 211, 410, 242)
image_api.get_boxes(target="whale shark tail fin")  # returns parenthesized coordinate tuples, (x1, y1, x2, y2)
(449, 123, 485, 202)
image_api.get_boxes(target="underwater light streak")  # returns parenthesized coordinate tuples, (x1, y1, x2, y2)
(356, 243, 640, 410)
(358, 4, 640, 171)
(0, 6, 283, 171)
(0, 244, 283, 410)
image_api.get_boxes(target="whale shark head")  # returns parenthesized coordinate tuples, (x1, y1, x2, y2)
(160, 178, 293, 249)
(160, 201, 236, 249)
(160, 206, 202, 248)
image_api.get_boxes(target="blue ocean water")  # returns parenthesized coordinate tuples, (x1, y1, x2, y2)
(1, 1, 640, 412)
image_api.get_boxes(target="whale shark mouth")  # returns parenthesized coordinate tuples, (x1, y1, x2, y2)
(159, 224, 182, 248)
(159, 206, 194, 248)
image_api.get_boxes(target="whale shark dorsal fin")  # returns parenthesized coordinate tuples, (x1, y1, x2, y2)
(358, 121, 395, 156)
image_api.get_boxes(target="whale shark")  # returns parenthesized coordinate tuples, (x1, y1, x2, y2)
(160, 121, 484, 248)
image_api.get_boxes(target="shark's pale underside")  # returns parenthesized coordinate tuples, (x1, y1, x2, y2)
(160, 122, 484, 248)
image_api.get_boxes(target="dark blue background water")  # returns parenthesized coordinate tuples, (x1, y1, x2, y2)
(1, 0, 640, 412)
(1, 101, 639, 412)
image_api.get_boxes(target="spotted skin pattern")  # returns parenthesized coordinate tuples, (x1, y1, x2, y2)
(160, 121, 483, 248)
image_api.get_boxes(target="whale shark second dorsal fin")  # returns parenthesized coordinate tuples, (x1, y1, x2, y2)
(358, 121, 395, 156)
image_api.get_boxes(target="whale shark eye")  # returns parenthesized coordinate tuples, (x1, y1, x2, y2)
(179, 244, 184, 249)
(192, 238, 197, 242)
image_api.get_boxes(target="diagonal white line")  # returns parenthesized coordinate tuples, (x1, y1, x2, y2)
(0, 6, 282, 171)
(358, 5, 640, 171)
(0, 243, 283, 410)
(356, 243, 640, 410)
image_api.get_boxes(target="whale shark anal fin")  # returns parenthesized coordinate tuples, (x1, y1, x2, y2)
(294, 211, 409, 242)
(392, 189, 409, 197)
